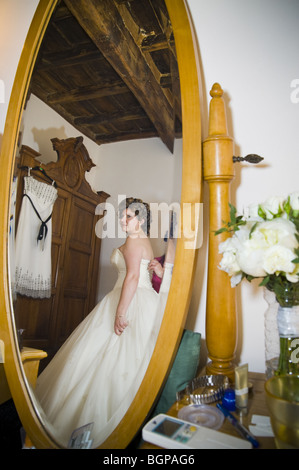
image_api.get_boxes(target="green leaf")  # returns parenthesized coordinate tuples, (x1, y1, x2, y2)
(214, 227, 228, 235)
(259, 276, 270, 286)
(229, 203, 237, 224)
(283, 197, 291, 216)
(258, 206, 267, 220)
(215, 203, 247, 236)
(249, 222, 258, 239)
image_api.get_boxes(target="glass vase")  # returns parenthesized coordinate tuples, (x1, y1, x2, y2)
(264, 289, 280, 378)
(276, 306, 299, 376)
(275, 283, 299, 377)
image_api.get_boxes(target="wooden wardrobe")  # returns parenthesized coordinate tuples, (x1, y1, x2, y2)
(13, 137, 109, 369)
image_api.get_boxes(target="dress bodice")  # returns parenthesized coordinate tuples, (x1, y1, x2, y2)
(24, 176, 58, 213)
(111, 248, 153, 290)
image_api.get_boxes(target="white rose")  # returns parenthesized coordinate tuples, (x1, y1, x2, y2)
(219, 223, 268, 278)
(237, 246, 267, 277)
(231, 273, 242, 287)
(246, 228, 268, 250)
(285, 259, 299, 283)
(247, 203, 263, 221)
(219, 251, 241, 276)
(219, 237, 237, 254)
(286, 272, 299, 283)
(256, 218, 297, 250)
(260, 196, 284, 220)
(289, 192, 299, 211)
(235, 224, 253, 243)
(263, 245, 296, 275)
(286, 263, 299, 283)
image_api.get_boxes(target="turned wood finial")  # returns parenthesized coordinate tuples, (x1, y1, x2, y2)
(208, 83, 228, 137)
(210, 82, 223, 98)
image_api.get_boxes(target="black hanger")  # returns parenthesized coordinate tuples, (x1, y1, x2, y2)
(19, 165, 57, 188)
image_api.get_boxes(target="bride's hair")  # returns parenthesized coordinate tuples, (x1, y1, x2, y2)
(118, 197, 151, 234)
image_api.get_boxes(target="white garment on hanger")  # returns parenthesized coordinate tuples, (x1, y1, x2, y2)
(15, 175, 58, 298)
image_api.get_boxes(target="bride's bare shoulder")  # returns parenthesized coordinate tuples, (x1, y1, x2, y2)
(121, 236, 152, 260)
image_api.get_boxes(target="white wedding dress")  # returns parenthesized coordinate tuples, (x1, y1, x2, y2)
(35, 248, 165, 448)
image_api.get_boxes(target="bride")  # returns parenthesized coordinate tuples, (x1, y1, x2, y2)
(35, 197, 167, 448)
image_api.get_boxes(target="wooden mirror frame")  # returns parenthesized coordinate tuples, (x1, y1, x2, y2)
(0, 0, 202, 448)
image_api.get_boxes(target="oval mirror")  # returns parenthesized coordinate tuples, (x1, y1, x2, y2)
(0, 0, 202, 448)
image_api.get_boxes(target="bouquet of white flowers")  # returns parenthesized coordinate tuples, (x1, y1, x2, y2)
(216, 192, 299, 306)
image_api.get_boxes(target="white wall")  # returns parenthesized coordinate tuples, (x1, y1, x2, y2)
(186, 0, 299, 372)
(0, 0, 39, 140)
(1, 0, 299, 373)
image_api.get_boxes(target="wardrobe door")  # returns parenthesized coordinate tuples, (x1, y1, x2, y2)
(54, 194, 101, 350)
(48, 187, 72, 355)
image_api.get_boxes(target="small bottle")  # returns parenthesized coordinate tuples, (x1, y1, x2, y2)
(222, 388, 236, 411)
(235, 364, 248, 410)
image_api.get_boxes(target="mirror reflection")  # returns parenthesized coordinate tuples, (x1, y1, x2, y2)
(33, 198, 176, 448)
(9, 0, 182, 448)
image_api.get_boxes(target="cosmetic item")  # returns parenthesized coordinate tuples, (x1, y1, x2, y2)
(234, 364, 248, 410)
(222, 388, 236, 411)
(216, 403, 259, 448)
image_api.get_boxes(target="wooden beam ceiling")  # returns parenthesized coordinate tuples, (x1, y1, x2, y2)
(64, 0, 175, 152)
(29, 0, 181, 152)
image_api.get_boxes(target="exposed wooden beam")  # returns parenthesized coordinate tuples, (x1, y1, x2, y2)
(64, 0, 175, 152)
(95, 129, 158, 145)
(141, 38, 170, 52)
(45, 82, 129, 104)
(75, 109, 147, 126)
(36, 45, 103, 70)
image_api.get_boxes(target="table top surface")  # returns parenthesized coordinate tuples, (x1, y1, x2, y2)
(141, 371, 276, 450)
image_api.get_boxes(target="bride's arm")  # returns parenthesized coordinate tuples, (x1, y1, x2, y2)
(114, 240, 142, 335)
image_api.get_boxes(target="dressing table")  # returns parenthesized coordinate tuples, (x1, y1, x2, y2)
(141, 372, 276, 449)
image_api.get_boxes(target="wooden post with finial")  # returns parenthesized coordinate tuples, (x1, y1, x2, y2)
(203, 83, 237, 380)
